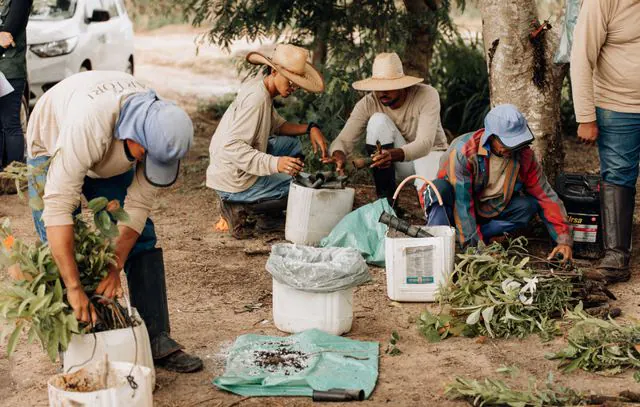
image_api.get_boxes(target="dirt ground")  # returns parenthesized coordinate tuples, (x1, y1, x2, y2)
(2, 25, 640, 407)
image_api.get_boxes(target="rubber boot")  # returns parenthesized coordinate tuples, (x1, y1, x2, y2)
(218, 195, 254, 239)
(366, 143, 396, 205)
(248, 197, 288, 232)
(594, 183, 634, 284)
(126, 248, 204, 373)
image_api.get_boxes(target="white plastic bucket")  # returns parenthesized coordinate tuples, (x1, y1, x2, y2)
(48, 361, 153, 407)
(385, 225, 456, 302)
(62, 308, 155, 388)
(272, 279, 353, 335)
(285, 182, 355, 245)
(384, 175, 456, 302)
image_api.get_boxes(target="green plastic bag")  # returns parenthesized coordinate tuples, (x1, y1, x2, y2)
(213, 329, 379, 398)
(320, 198, 395, 266)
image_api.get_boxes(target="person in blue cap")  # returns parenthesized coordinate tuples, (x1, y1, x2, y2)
(25, 71, 203, 373)
(421, 104, 573, 260)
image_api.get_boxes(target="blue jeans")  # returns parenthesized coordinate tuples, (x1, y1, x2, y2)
(27, 156, 157, 260)
(597, 107, 640, 188)
(0, 79, 25, 170)
(216, 136, 303, 203)
(425, 179, 539, 242)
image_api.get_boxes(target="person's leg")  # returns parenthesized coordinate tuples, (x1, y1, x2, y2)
(423, 179, 455, 227)
(595, 108, 640, 282)
(365, 113, 403, 203)
(83, 169, 202, 372)
(0, 79, 25, 168)
(27, 156, 51, 242)
(267, 135, 304, 158)
(0, 79, 26, 194)
(480, 196, 539, 240)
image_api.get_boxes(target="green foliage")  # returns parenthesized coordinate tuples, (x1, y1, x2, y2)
(186, 0, 462, 153)
(417, 310, 472, 342)
(444, 375, 583, 406)
(546, 303, 640, 380)
(437, 238, 575, 340)
(197, 93, 236, 120)
(429, 33, 490, 137)
(0, 165, 133, 361)
(385, 330, 402, 356)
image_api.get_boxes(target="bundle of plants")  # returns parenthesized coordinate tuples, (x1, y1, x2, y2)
(444, 375, 640, 406)
(0, 196, 137, 362)
(432, 238, 614, 341)
(546, 303, 640, 382)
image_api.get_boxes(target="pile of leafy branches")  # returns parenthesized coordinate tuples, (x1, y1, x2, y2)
(437, 238, 577, 340)
(0, 163, 135, 361)
(444, 376, 583, 407)
(430, 238, 615, 341)
(546, 303, 640, 382)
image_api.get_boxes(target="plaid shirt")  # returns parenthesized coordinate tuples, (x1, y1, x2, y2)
(424, 129, 572, 247)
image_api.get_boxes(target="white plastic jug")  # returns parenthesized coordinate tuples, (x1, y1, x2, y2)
(285, 182, 355, 245)
(48, 361, 153, 407)
(385, 176, 456, 302)
(62, 308, 156, 388)
(272, 279, 353, 335)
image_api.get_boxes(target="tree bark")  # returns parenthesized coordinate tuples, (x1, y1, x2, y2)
(402, 0, 438, 80)
(479, 0, 567, 183)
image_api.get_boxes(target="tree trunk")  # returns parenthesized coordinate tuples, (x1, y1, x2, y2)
(479, 0, 567, 183)
(312, 21, 329, 67)
(402, 0, 438, 80)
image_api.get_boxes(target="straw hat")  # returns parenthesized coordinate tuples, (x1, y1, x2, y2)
(246, 44, 325, 93)
(352, 53, 423, 92)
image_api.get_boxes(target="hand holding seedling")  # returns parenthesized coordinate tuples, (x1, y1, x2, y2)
(547, 244, 573, 262)
(371, 148, 404, 169)
(278, 156, 304, 176)
(322, 150, 347, 176)
(309, 127, 329, 159)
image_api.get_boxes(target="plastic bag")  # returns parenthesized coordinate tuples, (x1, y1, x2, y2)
(213, 329, 379, 399)
(266, 244, 370, 293)
(320, 198, 395, 266)
(554, 0, 582, 64)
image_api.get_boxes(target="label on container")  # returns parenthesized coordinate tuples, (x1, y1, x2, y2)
(404, 245, 434, 284)
(568, 212, 598, 243)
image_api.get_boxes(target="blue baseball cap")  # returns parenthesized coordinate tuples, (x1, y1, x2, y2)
(143, 101, 193, 187)
(482, 104, 534, 150)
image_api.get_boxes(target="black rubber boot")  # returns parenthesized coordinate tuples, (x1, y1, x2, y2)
(595, 183, 635, 284)
(126, 248, 204, 373)
(248, 198, 288, 232)
(218, 195, 254, 239)
(366, 143, 396, 204)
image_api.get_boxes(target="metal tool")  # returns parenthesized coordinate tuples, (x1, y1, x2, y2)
(312, 388, 365, 402)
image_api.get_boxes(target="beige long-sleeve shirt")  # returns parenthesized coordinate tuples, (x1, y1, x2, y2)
(571, 0, 640, 122)
(206, 76, 286, 193)
(26, 71, 157, 234)
(329, 84, 448, 161)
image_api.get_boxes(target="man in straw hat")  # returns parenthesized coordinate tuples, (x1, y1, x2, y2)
(422, 104, 573, 261)
(323, 52, 448, 204)
(207, 44, 329, 239)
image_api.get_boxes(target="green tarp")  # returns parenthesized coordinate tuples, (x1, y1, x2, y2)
(320, 198, 395, 267)
(213, 329, 379, 399)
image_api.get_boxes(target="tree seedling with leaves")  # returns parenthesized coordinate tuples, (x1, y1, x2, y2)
(546, 302, 640, 382)
(417, 310, 472, 343)
(0, 162, 136, 362)
(385, 331, 402, 356)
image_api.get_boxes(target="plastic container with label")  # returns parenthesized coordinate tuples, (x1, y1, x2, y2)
(285, 182, 355, 246)
(384, 176, 456, 302)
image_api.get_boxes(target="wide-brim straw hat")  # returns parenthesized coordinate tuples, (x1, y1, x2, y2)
(246, 44, 325, 93)
(352, 52, 423, 92)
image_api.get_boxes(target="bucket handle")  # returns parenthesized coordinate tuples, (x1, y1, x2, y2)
(391, 175, 451, 227)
